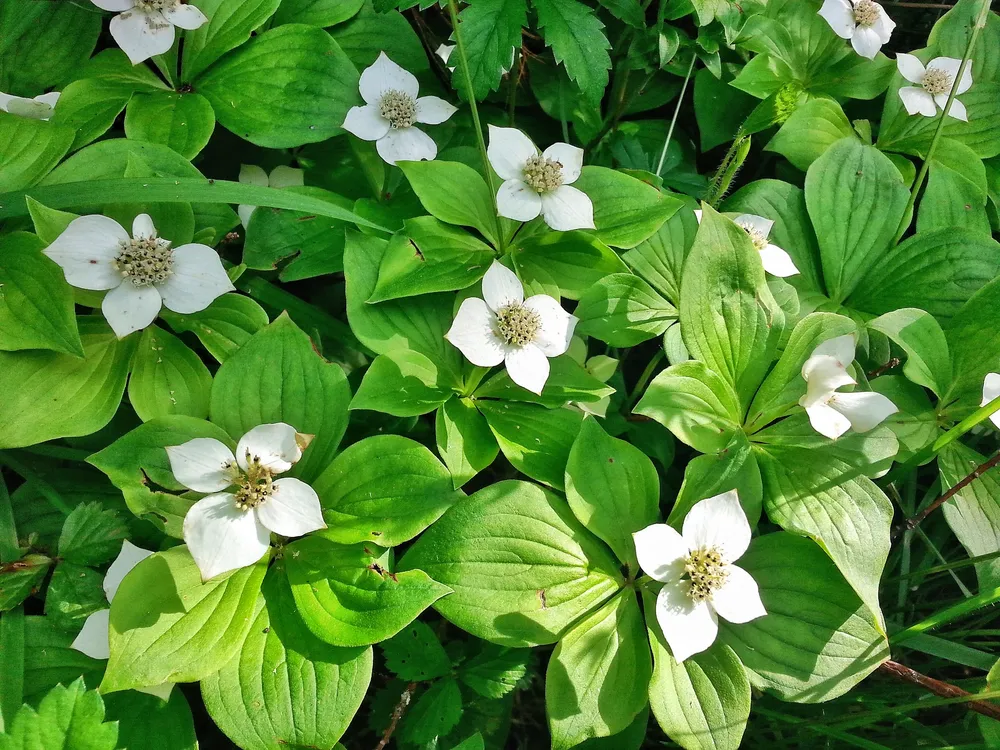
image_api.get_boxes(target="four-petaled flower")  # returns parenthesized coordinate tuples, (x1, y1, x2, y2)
(445, 261, 577, 395)
(695, 210, 799, 277)
(44, 213, 234, 339)
(896, 53, 973, 121)
(818, 0, 895, 59)
(167, 423, 326, 581)
(237, 164, 305, 227)
(982, 373, 1000, 429)
(633, 491, 766, 662)
(0, 90, 60, 121)
(342, 52, 457, 165)
(90, 0, 208, 65)
(487, 126, 595, 232)
(799, 334, 898, 439)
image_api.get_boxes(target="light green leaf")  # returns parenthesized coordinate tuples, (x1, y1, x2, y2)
(455, 0, 527, 100)
(26, 197, 77, 246)
(58, 503, 128, 567)
(0, 113, 74, 193)
(351, 349, 454, 417)
(939, 442, 1000, 590)
(128, 325, 213, 421)
(513, 230, 628, 301)
(943, 276, 1000, 416)
(182, 0, 283, 80)
(869, 309, 952, 397)
(670, 433, 762, 528)
(766, 98, 856, 172)
(123, 91, 216, 160)
(0, 678, 117, 750)
(161, 293, 269, 363)
(397, 160, 501, 245)
(917, 139, 991, 236)
(474, 355, 615, 408)
(533, 0, 611, 105)
(621, 202, 699, 304)
(50, 78, 133, 152)
(272, 0, 364, 26)
(435, 396, 500, 489)
(575, 272, 677, 347)
(573, 167, 682, 249)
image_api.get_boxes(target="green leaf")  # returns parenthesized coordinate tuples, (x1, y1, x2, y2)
(546, 590, 650, 749)
(513, 231, 628, 301)
(201, 570, 372, 750)
(436, 396, 500, 489)
(693, 66, 756, 152)
(102, 545, 267, 693)
(670, 433, 762, 529)
(50, 79, 133, 152)
(161, 293, 270, 363)
(0, 114, 74, 193)
(399, 678, 464, 745)
(182, 0, 283, 80)
(474, 355, 615, 408)
(917, 139, 991, 236)
(381, 620, 452, 681)
(272, 0, 364, 26)
(104, 690, 197, 750)
(328, 6, 429, 75)
(401, 480, 623, 647)
(0, 678, 117, 750)
(26, 197, 77, 246)
(397, 160, 501, 245)
(455, 0, 527, 100)
(58, 503, 128, 567)
(313, 434, 463, 546)
(209, 313, 351, 483)
(196, 24, 359, 148)
(44, 563, 106, 631)
(459, 644, 530, 698)
(0, 232, 82, 356)
(286, 537, 452, 648)
(351, 349, 455, 417)
(721, 533, 889, 702)
(944, 277, 1000, 416)
(565, 419, 659, 569)
(573, 167, 682, 249)
(621, 202, 699, 305)
(0, 318, 134, 449)
(766, 97, 857, 171)
(868, 309, 952, 397)
(21, 617, 104, 702)
(123, 91, 216, 160)
(575, 272, 677, 347)
(0, 555, 51, 612)
(939, 442, 1000, 590)
(533, 0, 610, 104)
(128, 325, 213, 421)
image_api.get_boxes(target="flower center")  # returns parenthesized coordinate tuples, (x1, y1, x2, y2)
(234, 454, 274, 511)
(379, 90, 416, 129)
(135, 0, 174, 10)
(494, 303, 541, 347)
(852, 0, 879, 27)
(114, 237, 174, 287)
(922, 67, 954, 96)
(737, 221, 769, 252)
(523, 155, 564, 193)
(684, 547, 729, 603)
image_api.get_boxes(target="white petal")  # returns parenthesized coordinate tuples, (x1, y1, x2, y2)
(132, 213, 156, 240)
(693, 209, 703, 224)
(165, 438, 238, 493)
(91, 0, 134, 10)
(414, 96, 457, 125)
(103, 540, 154, 602)
(445, 298, 506, 367)
(806, 402, 853, 440)
(633, 524, 688, 582)
(43, 215, 127, 291)
(711, 565, 767, 624)
(268, 166, 304, 189)
(734, 213, 774, 239)
(0, 92, 11, 112)
(896, 53, 926, 84)
(238, 204, 256, 228)
(542, 142, 584, 184)
(818, 0, 856, 39)
(982, 372, 1000, 428)
(482, 260, 524, 311)
(435, 44, 454, 65)
(540, 185, 595, 232)
(496, 179, 542, 223)
(157, 243, 235, 314)
(829, 391, 898, 433)
(135, 683, 174, 701)
(813, 333, 856, 368)
(342, 104, 390, 142)
(5, 96, 55, 120)
(239, 164, 268, 187)
(504, 344, 550, 395)
(872, 7, 895, 43)
(109, 9, 176, 65)
(899, 87, 937, 116)
(655, 580, 719, 663)
(929, 57, 973, 95)
(183, 493, 271, 582)
(35, 92, 62, 109)
(522, 295, 577, 357)
(102, 282, 161, 338)
(256, 478, 326, 537)
(936, 94, 968, 122)
(759, 244, 799, 277)
(71, 609, 110, 660)
(236, 423, 303, 474)
(487, 125, 538, 180)
(800, 354, 856, 407)
(161, 3, 207, 29)
(359, 52, 419, 105)
(851, 26, 883, 59)
(682, 490, 751, 563)
(376, 127, 437, 165)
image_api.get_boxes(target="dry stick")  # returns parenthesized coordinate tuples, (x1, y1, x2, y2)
(375, 682, 418, 750)
(905, 450, 1000, 532)
(878, 660, 1000, 721)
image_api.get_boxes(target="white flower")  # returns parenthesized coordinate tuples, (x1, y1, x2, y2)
(342, 52, 457, 166)
(487, 126, 595, 232)
(90, 0, 208, 66)
(694, 210, 799, 277)
(168, 423, 326, 582)
(799, 334, 898, 440)
(982, 373, 1000, 429)
(71, 541, 174, 700)
(0, 91, 60, 121)
(44, 213, 235, 339)
(435, 44, 456, 72)
(445, 261, 577, 395)
(237, 164, 305, 228)
(818, 0, 895, 59)
(896, 53, 973, 122)
(633, 491, 766, 662)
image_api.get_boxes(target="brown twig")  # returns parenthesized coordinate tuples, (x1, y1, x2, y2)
(375, 682, 418, 750)
(878, 660, 1000, 721)
(867, 357, 901, 380)
(904, 451, 1000, 532)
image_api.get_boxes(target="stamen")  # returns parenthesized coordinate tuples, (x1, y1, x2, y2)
(737, 221, 769, 252)
(114, 237, 174, 287)
(684, 547, 729, 603)
(234, 453, 274, 511)
(494, 303, 541, 348)
(135, 0, 173, 10)
(922, 67, 954, 96)
(852, 0, 880, 27)
(379, 90, 417, 129)
(523, 155, 564, 194)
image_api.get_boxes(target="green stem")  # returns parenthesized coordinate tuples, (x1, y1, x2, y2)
(655, 54, 696, 176)
(628, 349, 665, 409)
(890, 583, 1000, 644)
(913, 527, 973, 598)
(0, 452, 73, 516)
(0, 475, 18, 564)
(507, 46, 520, 127)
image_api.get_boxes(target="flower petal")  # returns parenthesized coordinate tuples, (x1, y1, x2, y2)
(633, 523, 689, 582)
(102, 282, 162, 338)
(239, 164, 268, 187)
(268, 166, 304, 189)
(542, 142, 584, 184)
(376, 126, 437, 165)
(522, 294, 577, 357)
(71, 609, 110, 660)
(655, 580, 719, 663)
(342, 104, 390, 141)
(91, 0, 135, 10)
(758, 243, 800, 277)
(982, 372, 1000, 428)
(898, 86, 936, 117)
(929, 56, 973, 95)
(109, 9, 176, 65)
(161, 2, 207, 29)
(236, 423, 303, 474)
(734, 213, 774, 239)
(818, 0, 856, 38)
(5, 96, 55, 120)
(165, 438, 238, 492)
(682, 490, 752, 563)
(445, 297, 506, 367)
(504, 344, 550, 395)
(540, 185, 595, 232)
(136, 683, 174, 701)
(829, 391, 898, 432)
(132, 213, 156, 240)
(414, 96, 457, 125)
(800, 354, 855, 407)
(487, 125, 538, 180)
(896, 53, 926, 84)
(482, 260, 524, 311)
(43, 215, 128, 291)
(238, 204, 256, 228)
(812, 333, 856, 368)
(183, 493, 271, 582)
(103, 540, 154, 602)
(496, 179, 542, 222)
(256, 478, 326, 537)
(157, 243, 235, 314)
(851, 26, 883, 59)
(359, 52, 419, 105)
(872, 6, 895, 43)
(935, 94, 968, 122)
(806, 402, 853, 440)
(711, 564, 767, 624)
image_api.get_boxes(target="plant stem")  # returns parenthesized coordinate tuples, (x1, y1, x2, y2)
(507, 46, 521, 126)
(0, 476, 18, 564)
(0, 452, 72, 516)
(375, 682, 418, 750)
(628, 349, 665, 409)
(655, 54, 696, 176)
(905, 450, 1000, 531)
(877, 660, 1000, 721)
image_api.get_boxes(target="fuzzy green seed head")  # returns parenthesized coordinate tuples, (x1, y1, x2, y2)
(495, 303, 541, 347)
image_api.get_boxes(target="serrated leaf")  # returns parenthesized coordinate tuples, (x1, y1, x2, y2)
(533, 0, 611, 105)
(399, 678, 464, 745)
(381, 620, 452, 681)
(455, 0, 526, 100)
(459, 644, 529, 698)
(44, 563, 107, 631)
(0, 678, 118, 750)
(58, 504, 128, 568)
(0, 555, 51, 611)
(22, 617, 104, 702)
